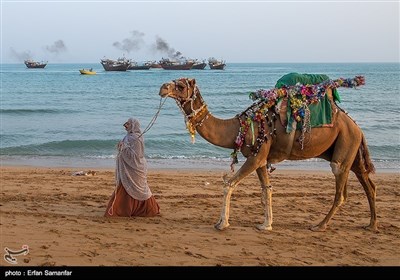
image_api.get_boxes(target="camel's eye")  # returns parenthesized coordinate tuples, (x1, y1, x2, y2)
(176, 82, 185, 91)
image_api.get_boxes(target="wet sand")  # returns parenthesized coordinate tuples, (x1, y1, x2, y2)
(1, 166, 399, 266)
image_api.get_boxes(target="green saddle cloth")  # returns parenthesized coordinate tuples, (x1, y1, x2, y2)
(275, 73, 340, 133)
(275, 72, 330, 88)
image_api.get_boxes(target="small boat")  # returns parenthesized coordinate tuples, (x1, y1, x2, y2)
(24, 59, 47, 69)
(208, 57, 226, 70)
(100, 57, 131, 71)
(159, 58, 194, 70)
(79, 68, 96, 75)
(128, 61, 151, 70)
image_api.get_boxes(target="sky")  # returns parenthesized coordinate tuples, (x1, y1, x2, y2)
(1, 0, 399, 63)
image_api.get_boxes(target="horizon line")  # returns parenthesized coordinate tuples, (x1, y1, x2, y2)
(1, 61, 399, 64)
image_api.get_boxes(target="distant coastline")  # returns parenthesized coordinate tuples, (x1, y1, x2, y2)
(2, 62, 400, 65)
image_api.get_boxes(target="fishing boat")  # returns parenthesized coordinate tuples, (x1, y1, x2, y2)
(79, 68, 96, 75)
(128, 61, 151, 70)
(100, 57, 131, 71)
(147, 61, 162, 69)
(208, 57, 226, 70)
(24, 60, 47, 69)
(191, 60, 207, 70)
(159, 58, 194, 70)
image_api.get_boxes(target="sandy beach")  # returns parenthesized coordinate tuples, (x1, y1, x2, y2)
(1, 166, 399, 266)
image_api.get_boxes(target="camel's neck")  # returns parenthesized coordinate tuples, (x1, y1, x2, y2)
(196, 112, 239, 149)
(179, 89, 239, 149)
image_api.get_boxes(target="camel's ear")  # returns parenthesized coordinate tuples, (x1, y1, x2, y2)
(189, 78, 196, 87)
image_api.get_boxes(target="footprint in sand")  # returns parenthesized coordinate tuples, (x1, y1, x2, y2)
(184, 251, 208, 259)
(40, 261, 56, 266)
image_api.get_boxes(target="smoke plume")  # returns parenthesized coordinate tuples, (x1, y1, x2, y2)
(9, 48, 33, 61)
(113, 30, 145, 53)
(153, 36, 183, 59)
(45, 40, 67, 54)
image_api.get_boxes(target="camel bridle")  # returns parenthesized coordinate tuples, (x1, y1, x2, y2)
(172, 78, 210, 143)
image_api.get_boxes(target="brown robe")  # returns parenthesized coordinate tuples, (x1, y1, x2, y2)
(105, 184, 160, 217)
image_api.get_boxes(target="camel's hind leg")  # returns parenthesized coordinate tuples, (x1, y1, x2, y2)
(311, 135, 361, 231)
(355, 174, 378, 231)
(351, 161, 378, 231)
(214, 156, 262, 231)
(255, 165, 273, 231)
(311, 162, 350, 232)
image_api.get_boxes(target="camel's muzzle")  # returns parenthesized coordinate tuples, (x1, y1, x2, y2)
(159, 83, 172, 98)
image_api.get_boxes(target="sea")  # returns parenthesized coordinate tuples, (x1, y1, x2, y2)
(1, 63, 399, 172)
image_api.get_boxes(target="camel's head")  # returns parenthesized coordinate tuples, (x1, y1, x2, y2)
(159, 78, 196, 100)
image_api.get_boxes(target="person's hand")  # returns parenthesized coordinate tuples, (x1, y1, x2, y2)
(117, 141, 123, 151)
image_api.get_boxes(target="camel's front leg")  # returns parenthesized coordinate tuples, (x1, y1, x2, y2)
(255, 166, 273, 231)
(214, 175, 235, 230)
(257, 185, 273, 231)
(215, 156, 261, 231)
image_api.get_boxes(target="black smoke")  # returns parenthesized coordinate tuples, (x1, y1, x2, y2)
(45, 40, 67, 54)
(9, 48, 32, 61)
(152, 36, 183, 59)
(113, 30, 145, 53)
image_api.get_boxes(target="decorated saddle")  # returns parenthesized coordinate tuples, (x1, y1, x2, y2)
(274, 72, 341, 133)
(230, 73, 365, 170)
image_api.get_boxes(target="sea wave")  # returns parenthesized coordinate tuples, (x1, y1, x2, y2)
(0, 139, 117, 156)
(0, 108, 79, 115)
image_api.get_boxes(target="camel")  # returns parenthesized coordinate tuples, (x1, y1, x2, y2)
(159, 77, 377, 232)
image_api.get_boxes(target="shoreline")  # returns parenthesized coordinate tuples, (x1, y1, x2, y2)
(1, 165, 399, 266)
(1, 156, 398, 173)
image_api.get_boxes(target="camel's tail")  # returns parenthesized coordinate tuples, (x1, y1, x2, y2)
(356, 133, 375, 174)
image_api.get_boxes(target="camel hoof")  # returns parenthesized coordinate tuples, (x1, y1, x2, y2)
(256, 224, 272, 231)
(214, 220, 230, 231)
(310, 224, 327, 232)
(363, 224, 379, 233)
(222, 173, 230, 185)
